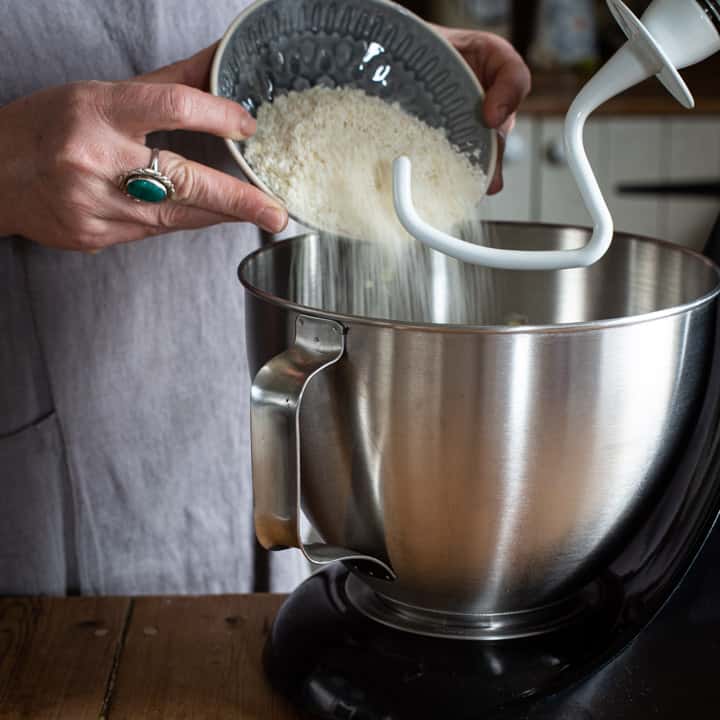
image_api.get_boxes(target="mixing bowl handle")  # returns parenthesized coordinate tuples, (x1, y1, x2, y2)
(250, 314, 396, 582)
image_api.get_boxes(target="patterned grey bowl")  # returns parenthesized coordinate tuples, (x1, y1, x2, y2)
(210, 0, 497, 209)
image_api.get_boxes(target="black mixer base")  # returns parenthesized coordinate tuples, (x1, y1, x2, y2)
(264, 565, 625, 720)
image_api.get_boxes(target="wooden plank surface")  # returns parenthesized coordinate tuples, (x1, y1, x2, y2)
(106, 595, 297, 720)
(0, 595, 296, 719)
(0, 597, 131, 719)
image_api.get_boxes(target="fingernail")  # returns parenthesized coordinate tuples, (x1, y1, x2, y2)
(231, 115, 257, 141)
(489, 173, 504, 196)
(258, 206, 288, 233)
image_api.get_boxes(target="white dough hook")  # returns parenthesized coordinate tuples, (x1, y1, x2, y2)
(394, 0, 720, 271)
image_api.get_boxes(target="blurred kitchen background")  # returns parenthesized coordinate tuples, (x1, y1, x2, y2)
(398, 0, 720, 251)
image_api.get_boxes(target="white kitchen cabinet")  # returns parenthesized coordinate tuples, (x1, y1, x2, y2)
(662, 118, 720, 252)
(536, 119, 608, 227)
(605, 119, 665, 239)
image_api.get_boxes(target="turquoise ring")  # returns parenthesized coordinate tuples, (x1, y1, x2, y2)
(119, 148, 175, 203)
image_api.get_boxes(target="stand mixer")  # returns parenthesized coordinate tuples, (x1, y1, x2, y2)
(242, 226, 720, 719)
(229, 1, 720, 717)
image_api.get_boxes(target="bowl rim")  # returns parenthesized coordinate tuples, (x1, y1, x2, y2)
(209, 0, 499, 219)
(237, 222, 720, 335)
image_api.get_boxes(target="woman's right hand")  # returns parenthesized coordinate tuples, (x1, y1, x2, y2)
(0, 45, 289, 252)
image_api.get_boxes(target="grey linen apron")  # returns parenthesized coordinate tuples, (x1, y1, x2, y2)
(0, 0, 307, 595)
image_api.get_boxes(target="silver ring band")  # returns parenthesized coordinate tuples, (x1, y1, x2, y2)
(119, 148, 175, 203)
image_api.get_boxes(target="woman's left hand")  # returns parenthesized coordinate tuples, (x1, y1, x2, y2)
(434, 26, 532, 195)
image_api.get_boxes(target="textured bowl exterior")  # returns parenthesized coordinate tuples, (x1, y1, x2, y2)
(210, 0, 497, 201)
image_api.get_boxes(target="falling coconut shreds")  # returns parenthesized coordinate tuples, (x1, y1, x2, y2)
(244, 86, 487, 246)
(245, 85, 503, 326)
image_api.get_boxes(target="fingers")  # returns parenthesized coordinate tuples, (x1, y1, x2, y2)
(482, 46, 532, 129)
(104, 82, 256, 140)
(113, 146, 288, 234)
(114, 43, 257, 140)
(434, 26, 529, 196)
(487, 114, 515, 196)
(434, 26, 531, 130)
(468, 33, 531, 130)
(135, 43, 219, 89)
(162, 150, 288, 232)
(487, 131, 506, 196)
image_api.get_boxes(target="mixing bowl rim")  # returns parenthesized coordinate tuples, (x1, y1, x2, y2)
(238, 223, 720, 334)
(209, 0, 499, 215)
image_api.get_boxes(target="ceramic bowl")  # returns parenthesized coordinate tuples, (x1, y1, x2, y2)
(210, 0, 497, 209)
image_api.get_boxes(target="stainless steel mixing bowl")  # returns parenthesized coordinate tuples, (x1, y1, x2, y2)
(240, 224, 720, 626)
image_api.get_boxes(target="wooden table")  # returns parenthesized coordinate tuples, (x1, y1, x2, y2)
(0, 595, 299, 719)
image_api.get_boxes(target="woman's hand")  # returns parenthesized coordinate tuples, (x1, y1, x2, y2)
(434, 26, 532, 195)
(0, 45, 288, 252)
